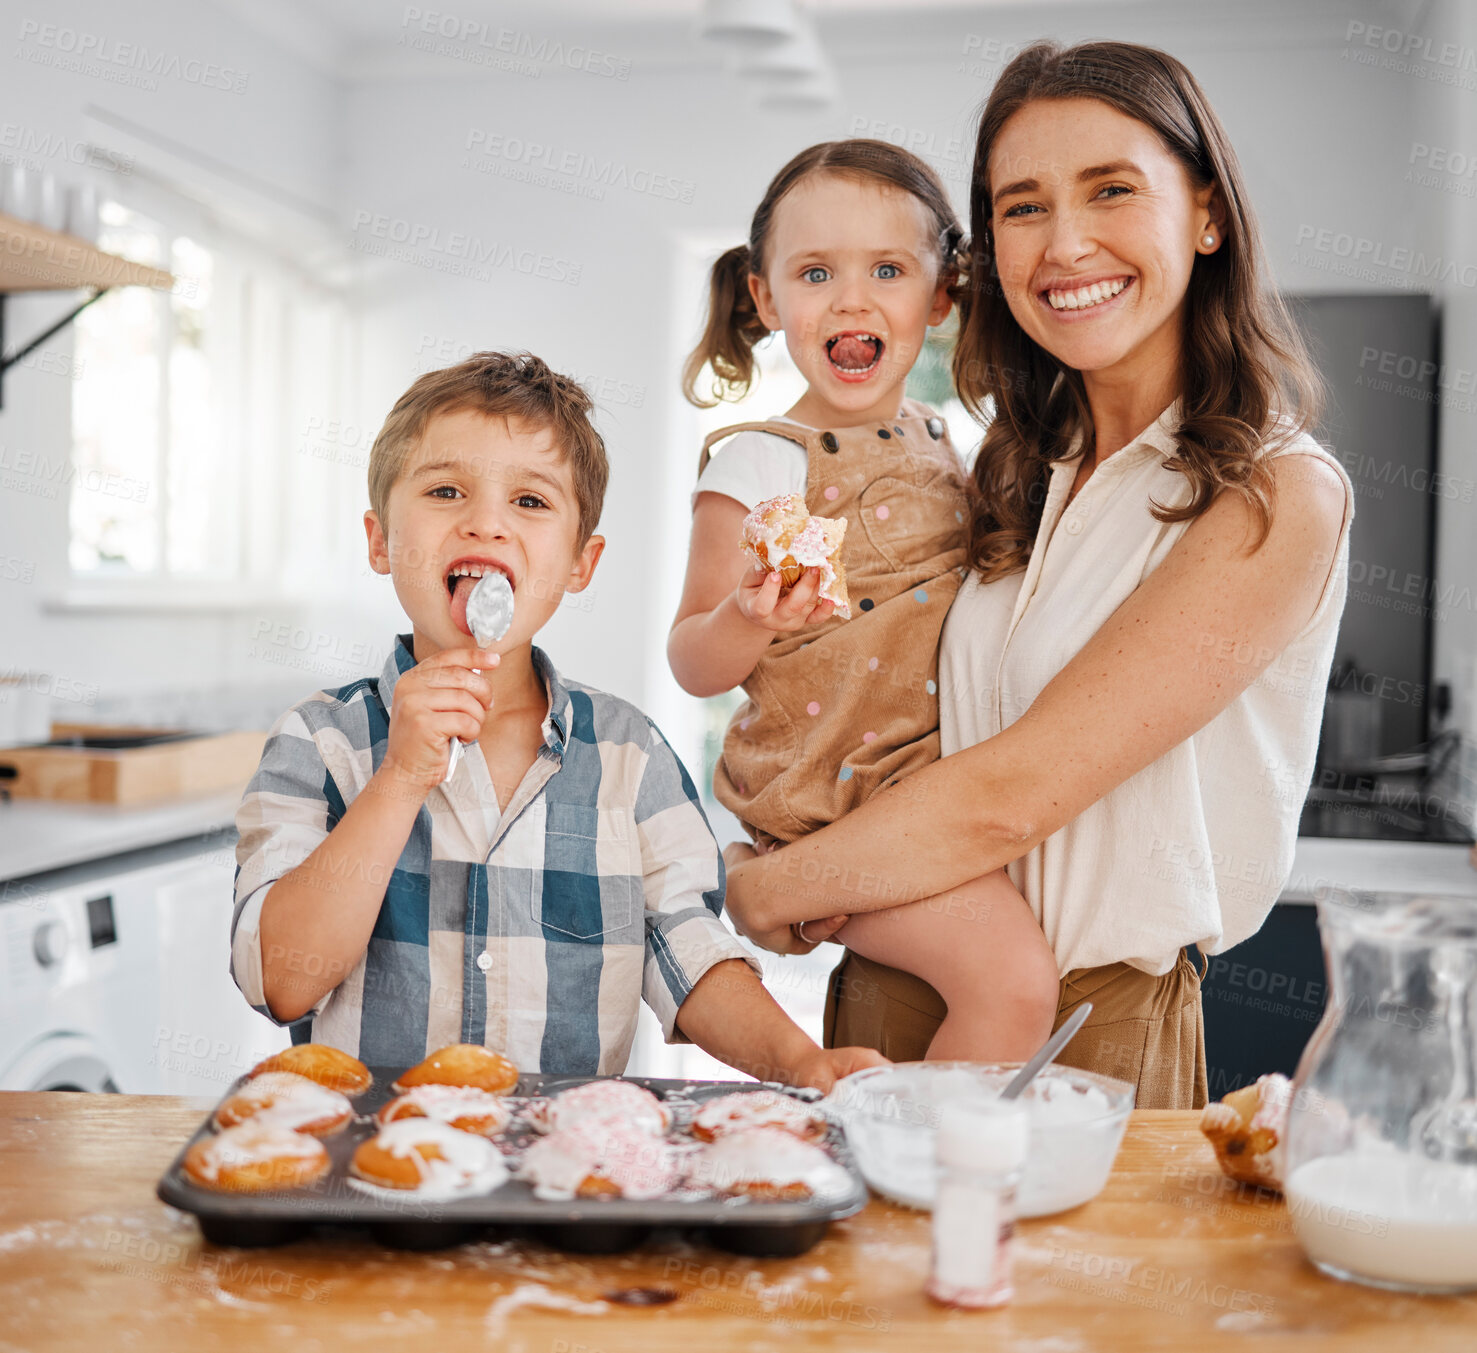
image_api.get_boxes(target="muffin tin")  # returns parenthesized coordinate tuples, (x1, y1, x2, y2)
(157, 1071, 868, 1256)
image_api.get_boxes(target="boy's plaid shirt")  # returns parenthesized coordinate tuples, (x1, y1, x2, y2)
(230, 635, 759, 1073)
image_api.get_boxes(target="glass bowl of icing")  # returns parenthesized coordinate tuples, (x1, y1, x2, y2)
(824, 1062, 1134, 1217)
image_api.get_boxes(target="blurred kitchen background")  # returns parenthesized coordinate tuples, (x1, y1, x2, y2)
(2, 0, 1475, 1097)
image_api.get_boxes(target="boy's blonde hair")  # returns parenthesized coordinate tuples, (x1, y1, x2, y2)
(368, 351, 609, 546)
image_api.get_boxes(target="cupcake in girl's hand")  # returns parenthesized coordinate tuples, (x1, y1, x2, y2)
(740, 494, 851, 618)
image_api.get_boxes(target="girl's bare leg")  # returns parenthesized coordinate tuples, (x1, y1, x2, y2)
(835, 868, 1059, 1061)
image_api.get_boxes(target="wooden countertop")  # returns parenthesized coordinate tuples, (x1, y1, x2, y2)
(1, 1093, 1473, 1351)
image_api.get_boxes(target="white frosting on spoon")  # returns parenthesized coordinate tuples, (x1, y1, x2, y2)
(443, 569, 516, 783)
(466, 570, 515, 645)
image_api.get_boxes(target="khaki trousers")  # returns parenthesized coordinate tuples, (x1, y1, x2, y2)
(823, 948, 1209, 1111)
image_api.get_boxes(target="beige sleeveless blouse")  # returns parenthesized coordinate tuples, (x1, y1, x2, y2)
(938, 401, 1355, 975)
(699, 399, 969, 843)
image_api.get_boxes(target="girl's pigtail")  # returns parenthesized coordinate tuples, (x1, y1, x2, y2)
(940, 221, 968, 305)
(681, 243, 771, 407)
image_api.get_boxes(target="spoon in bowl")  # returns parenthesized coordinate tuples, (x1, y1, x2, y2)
(1000, 1003, 1093, 1101)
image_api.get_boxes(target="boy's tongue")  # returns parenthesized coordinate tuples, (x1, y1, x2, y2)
(449, 570, 516, 643)
(829, 335, 878, 370)
(449, 573, 472, 638)
(450, 573, 477, 638)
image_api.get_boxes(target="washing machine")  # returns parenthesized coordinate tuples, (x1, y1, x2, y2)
(0, 832, 288, 1093)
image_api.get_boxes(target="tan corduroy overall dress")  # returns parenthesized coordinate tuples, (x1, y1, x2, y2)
(697, 398, 968, 844)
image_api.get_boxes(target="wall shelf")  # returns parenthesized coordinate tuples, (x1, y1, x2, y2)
(0, 211, 175, 408)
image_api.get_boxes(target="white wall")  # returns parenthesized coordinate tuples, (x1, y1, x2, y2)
(0, 0, 346, 725)
(3, 0, 1474, 789)
(338, 0, 1477, 779)
(1428, 0, 1477, 784)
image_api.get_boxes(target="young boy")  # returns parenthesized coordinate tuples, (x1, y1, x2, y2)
(229, 351, 885, 1092)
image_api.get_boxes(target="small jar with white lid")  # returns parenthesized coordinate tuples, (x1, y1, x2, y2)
(927, 1095, 1030, 1309)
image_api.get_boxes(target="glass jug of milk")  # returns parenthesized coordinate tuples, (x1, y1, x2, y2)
(1284, 889, 1477, 1294)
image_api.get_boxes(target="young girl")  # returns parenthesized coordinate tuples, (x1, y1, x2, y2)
(668, 140, 1060, 1061)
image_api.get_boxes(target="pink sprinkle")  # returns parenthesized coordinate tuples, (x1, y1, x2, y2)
(739, 718, 750, 731)
(806, 701, 821, 716)
(867, 657, 879, 671)
(875, 505, 890, 520)
(824, 486, 839, 501)
(862, 731, 876, 743)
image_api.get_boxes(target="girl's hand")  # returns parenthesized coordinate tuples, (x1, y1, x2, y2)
(379, 647, 498, 791)
(735, 565, 836, 634)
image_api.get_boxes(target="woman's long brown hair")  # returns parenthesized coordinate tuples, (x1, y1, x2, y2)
(683, 139, 965, 407)
(954, 40, 1323, 581)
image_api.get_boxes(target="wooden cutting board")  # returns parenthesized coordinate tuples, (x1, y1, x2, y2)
(0, 723, 265, 803)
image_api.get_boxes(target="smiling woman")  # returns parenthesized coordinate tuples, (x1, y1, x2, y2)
(721, 41, 1356, 1110)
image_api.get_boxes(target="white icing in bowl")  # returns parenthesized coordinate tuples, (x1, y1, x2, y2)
(825, 1062, 1135, 1216)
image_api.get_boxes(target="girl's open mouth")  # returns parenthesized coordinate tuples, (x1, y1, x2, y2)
(825, 331, 884, 381)
(1039, 276, 1134, 319)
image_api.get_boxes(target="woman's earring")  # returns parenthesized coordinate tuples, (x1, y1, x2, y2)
(1202, 232, 1216, 249)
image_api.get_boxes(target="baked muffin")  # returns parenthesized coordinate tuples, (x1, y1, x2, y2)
(518, 1118, 685, 1201)
(376, 1084, 513, 1137)
(691, 1089, 827, 1143)
(540, 1079, 671, 1136)
(350, 1118, 510, 1195)
(688, 1126, 850, 1201)
(183, 1121, 330, 1193)
(739, 493, 851, 618)
(213, 1071, 353, 1136)
(392, 1044, 519, 1096)
(1199, 1072, 1292, 1190)
(247, 1044, 372, 1096)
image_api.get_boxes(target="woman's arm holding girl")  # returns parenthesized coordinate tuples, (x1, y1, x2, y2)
(725, 452, 1349, 938)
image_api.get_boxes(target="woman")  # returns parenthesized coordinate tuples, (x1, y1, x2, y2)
(721, 40, 1354, 1110)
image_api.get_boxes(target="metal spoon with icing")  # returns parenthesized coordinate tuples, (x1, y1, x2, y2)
(442, 570, 514, 785)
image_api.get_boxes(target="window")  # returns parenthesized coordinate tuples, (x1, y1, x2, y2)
(66, 196, 354, 600)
